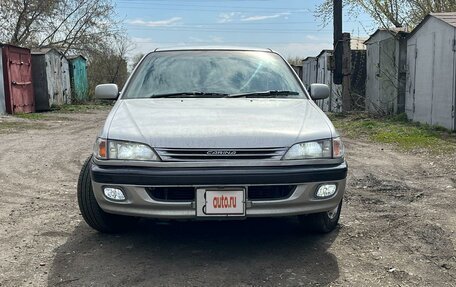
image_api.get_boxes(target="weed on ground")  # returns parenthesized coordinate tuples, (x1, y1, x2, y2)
(329, 113, 456, 153)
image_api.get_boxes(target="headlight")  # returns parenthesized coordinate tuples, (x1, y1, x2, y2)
(94, 138, 160, 161)
(283, 137, 344, 160)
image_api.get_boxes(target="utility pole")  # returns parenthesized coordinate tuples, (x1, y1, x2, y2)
(342, 33, 352, 111)
(333, 0, 343, 85)
(333, 0, 351, 112)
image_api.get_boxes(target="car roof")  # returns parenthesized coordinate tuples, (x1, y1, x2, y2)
(153, 46, 274, 53)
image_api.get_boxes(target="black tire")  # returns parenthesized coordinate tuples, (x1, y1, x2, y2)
(77, 156, 137, 233)
(299, 200, 342, 233)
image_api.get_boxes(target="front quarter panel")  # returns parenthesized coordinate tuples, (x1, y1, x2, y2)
(97, 100, 124, 139)
(293, 102, 337, 143)
(309, 100, 339, 138)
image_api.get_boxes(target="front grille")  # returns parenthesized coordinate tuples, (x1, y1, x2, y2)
(248, 185, 296, 201)
(145, 185, 296, 202)
(155, 147, 287, 161)
(146, 187, 195, 201)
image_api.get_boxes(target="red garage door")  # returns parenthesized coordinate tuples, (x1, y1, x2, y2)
(2, 45, 34, 114)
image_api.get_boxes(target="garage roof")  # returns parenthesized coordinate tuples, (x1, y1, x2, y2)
(408, 13, 456, 39)
(431, 12, 456, 28)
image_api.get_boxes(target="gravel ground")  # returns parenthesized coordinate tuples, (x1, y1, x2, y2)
(0, 110, 455, 286)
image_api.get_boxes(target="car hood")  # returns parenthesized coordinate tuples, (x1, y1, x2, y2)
(107, 98, 332, 148)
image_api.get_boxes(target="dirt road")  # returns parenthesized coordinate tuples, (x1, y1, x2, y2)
(0, 110, 455, 286)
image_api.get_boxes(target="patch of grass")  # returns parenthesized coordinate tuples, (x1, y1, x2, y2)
(12, 102, 111, 121)
(15, 113, 49, 120)
(14, 112, 72, 122)
(329, 112, 456, 152)
(52, 103, 112, 113)
(0, 121, 46, 133)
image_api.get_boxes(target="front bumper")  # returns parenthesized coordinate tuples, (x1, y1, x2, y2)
(90, 161, 347, 219)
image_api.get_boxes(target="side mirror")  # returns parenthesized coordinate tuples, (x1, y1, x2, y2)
(95, 84, 119, 100)
(309, 84, 330, 100)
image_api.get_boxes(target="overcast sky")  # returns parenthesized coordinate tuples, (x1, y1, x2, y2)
(114, 0, 375, 59)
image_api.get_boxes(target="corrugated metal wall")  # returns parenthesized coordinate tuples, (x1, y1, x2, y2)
(304, 48, 365, 113)
(351, 50, 367, 110)
(365, 39, 380, 112)
(316, 51, 342, 112)
(302, 57, 317, 89)
(69, 56, 89, 102)
(44, 50, 70, 106)
(31, 55, 48, 111)
(0, 50, 5, 114)
(406, 17, 456, 131)
(61, 55, 71, 105)
(366, 35, 399, 115)
(2, 45, 34, 114)
(32, 49, 71, 111)
(454, 28, 456, 131)
(291, 65, 303, 79)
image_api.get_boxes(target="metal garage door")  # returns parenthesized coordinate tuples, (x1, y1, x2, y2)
(3, 45, 34, 114)
(0, 51, 5, 114)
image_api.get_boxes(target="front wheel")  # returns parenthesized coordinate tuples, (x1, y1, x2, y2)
(77, 156, 137, 233)
(299, 200, 342, 233)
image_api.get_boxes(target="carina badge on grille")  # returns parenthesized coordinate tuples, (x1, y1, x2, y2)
(206, 150, 237, 156)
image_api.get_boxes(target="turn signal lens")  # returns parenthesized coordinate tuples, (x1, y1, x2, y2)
(94, 138, 107, 159)
(332, 137, 344, 158)
(99, 140, 107, 158)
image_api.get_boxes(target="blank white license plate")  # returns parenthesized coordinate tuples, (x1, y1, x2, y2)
(199, 189, 245, 216)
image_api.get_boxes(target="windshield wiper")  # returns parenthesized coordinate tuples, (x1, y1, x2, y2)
(226, 90, 300, 98)
(149, 92, 228, 98)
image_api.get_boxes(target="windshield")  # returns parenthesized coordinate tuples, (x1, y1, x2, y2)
(122, 50, 306, 98)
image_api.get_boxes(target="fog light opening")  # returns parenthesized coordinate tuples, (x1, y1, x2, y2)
(103, 187, 126, 201)
(316, 184, 337, 198)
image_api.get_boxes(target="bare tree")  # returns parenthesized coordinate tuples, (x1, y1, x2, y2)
(0, 0, 123, 55)
(315, 0, 456, 29)
(87, 35, 132, 98)
(286, 56, 303, 66)
(406, 0, 456, 25)
(131, 53, 145, 70)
